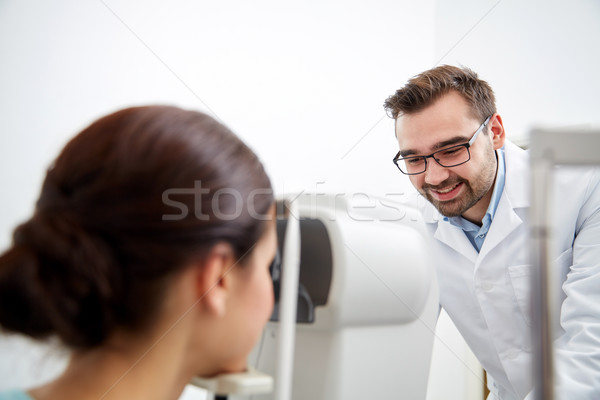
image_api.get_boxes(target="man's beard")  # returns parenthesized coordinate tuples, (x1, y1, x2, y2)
(420, 177, 486, 218)
(420, 161, 498, 220)
(421, 143, 499, 219)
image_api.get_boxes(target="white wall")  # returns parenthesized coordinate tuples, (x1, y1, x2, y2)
(0, 0, 434, 397)
(0, 0, 434, 249)
(434, 0, 600, 143)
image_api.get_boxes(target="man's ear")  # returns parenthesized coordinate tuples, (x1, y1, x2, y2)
(490, 113, 506, 150)
(195, 242, 236, 317)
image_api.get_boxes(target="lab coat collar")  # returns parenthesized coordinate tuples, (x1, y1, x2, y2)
(476, 141, 529, 259)
(478, 189, 524, 258)
(502, 140, 530, 209)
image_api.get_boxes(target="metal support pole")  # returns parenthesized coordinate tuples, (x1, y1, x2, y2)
(274, 200, 301, 400)
(529, 128, 600, 400)
(530, 156, 555, 400)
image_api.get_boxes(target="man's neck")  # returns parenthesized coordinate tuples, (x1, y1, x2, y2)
(460, 179, 496, 226)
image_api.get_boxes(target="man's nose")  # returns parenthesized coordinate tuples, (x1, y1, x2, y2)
(424, 159, 450, 186)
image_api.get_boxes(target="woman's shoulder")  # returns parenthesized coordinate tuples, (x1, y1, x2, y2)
(0, 389, 35, 400)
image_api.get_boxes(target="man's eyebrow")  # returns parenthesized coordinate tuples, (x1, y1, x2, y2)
(432, 136, 470, 151)
(398, 136, 470, 158)
(398, 149, 418, 157)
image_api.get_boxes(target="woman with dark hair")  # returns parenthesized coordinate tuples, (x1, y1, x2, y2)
(0, 105, 276, 400)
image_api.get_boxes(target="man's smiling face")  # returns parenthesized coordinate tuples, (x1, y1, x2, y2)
(395, 91, 502, 224)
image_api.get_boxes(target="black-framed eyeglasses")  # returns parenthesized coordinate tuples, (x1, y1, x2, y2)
(392, 115, 492, 175)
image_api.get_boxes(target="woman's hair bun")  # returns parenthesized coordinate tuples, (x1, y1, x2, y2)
(0, 212, 120, 348)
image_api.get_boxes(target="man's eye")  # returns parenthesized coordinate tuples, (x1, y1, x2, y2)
(441, 148, 462, 156)
(406, 158, 424, 165)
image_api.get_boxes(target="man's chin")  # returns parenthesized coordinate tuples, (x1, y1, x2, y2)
(436, 206, 464, 218)
(425, 196, 464, 218)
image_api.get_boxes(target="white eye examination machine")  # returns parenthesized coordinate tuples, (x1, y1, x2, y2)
(194, 193, 439, 400)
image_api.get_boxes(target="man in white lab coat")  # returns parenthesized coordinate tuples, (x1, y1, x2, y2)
(384, 65, 600, 399)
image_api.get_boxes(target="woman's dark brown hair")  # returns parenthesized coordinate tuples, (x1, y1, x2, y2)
(0, 105, 273, 349)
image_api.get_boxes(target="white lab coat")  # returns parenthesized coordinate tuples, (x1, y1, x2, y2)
(418, 141, 600, 399)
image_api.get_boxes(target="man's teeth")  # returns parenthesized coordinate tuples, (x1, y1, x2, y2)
(436, 184, 458, 194)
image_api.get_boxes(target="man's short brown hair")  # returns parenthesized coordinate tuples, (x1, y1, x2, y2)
(384, 65, 496, 122)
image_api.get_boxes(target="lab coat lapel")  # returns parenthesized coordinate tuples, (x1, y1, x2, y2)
(433, 221, 478, 263)
(479, 141, 530, 259)
(478, 193, 523, 259)
(421, 198, 478, 262)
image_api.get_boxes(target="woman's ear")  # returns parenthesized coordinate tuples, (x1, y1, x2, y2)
(195, 242, 236, 317)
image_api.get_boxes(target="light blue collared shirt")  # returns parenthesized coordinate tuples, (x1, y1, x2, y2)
(0, 390, 35, 400)
(444, 146, 506, 252)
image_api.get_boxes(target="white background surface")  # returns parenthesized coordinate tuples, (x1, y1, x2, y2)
(1, 0, 599, 399)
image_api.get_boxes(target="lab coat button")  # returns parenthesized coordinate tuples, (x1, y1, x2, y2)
(481, 281, 494, 291)
(506, 349, 519, 360)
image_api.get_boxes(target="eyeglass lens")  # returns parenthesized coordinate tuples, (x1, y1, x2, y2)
(401, 145, 470, 174)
